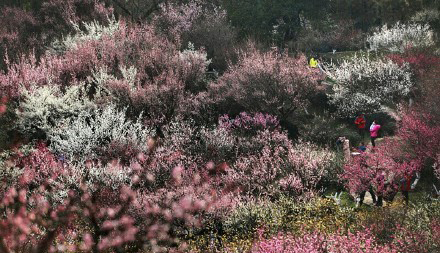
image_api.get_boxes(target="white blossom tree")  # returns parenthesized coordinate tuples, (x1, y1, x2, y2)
(17, 85, 97, 135)
(326, 54, 414, 117)
(48, 104, 152, 162)
(367, 22, 434, 52)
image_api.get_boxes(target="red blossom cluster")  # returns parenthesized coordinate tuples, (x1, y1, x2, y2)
(387, 51, 440, 77)
(0, 96, 7, 115)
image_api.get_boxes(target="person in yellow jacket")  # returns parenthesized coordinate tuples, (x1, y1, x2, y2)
(309, 57, 318, 68)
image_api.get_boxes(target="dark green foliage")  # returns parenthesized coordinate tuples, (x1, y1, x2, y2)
(221, 0, 330, 45)
(300, 115, 362, 148)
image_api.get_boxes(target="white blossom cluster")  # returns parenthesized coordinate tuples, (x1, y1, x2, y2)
(326, 54, 413, 117)
(4, 163, 133, 205)
(367, 22, 434, 52)
(200, 126, 236, 154)
(50, 16, 120, 53)
(61, 163, 133, 192)
(411, 9, 440, 24)
(17, 85, 96, 135)
(49, 104, 152, 162)
(178, 42, 211, 67)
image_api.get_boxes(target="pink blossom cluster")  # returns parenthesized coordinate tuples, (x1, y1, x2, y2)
(219, 112, 280, 134)
(396, 109, 440, 180)
(251, 219, 440, 253)
(342, 138, 422, 197)
(0, 96, 7, 115)
(223, 130, 334, 199)
(209, 44, 321, 121)
(1, 18, 209, 125)
(0, 0, 112, 71)
(0, 142, 218, 252)
(396, 108, 440, 163)
(152, 0, 228, 44)
(252, 228, 396, 253)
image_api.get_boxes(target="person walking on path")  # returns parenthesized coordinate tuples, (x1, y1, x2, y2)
(370, 120, 381, 147)
(354, 114, 367, 137)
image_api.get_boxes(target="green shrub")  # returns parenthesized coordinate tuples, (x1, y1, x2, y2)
(300, 115, 362, 147)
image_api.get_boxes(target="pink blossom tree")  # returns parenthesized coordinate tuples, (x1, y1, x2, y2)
(2, 16, 211, 135)
(152, 0, 237, 71)
(342, 138, 422, 200)
(0, 1, 112, 71)
(209, 44, 321, 122)
(0, 141, 218, 252)
(395, 108, 440, 180)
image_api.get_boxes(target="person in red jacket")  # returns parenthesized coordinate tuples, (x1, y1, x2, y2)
(354, 114, 367, 136)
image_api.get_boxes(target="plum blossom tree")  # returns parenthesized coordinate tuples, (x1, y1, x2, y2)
(209, 45, 321, 122)
(367, 22, 435, 52)
(199, 113, 336, 199)
(342, 138, 421, 199)
(0, 141, 218, 253)
(397, 109, 440, 162)
(0, 96, 7, 115)
(326, 54, 414, 117)
(0, 0, 113, 70)
(2, 15, 211, 128)
(395, 108, 440, 181)
(16, 85, 96, 137)
(152, 0, 237, 71)
(387, 51, 440, 78)
(48, 104, 152, 163)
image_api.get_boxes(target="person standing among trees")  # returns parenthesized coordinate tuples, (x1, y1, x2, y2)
(399, 171, 420, 205)
(354, 113, 367, 137)
(370, 120, 381, 147)
(309, 55, 318, 68)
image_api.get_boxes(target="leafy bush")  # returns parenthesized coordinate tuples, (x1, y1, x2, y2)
(223, 197, 353, 241)
(300, 115, 362, 147)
